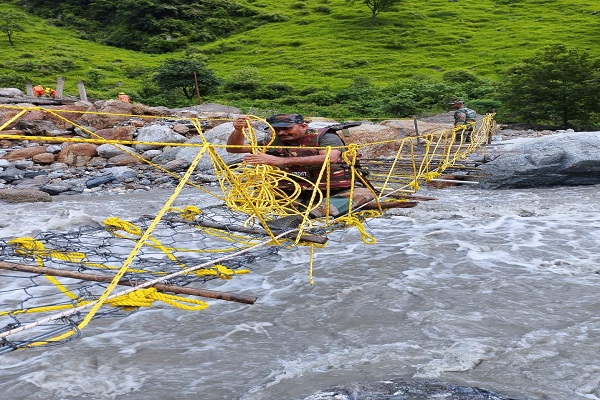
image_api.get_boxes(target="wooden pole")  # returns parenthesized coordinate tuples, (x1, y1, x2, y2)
(0, 261, 257, 305)
(160, 216, 328, 245)
(55, 77, 65, 99)
(413, 115, 419, 136)
(193, 71, 202, 105)
(77, 81, 87, 102)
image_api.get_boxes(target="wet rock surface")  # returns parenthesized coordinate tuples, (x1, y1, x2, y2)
(302, 378, 525, 400)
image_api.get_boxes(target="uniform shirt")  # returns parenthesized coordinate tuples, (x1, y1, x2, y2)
(454, 107, 476, 126)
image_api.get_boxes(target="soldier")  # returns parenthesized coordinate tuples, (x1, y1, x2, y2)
(449, 100, 477, 142)
(227, 113, 393, 223)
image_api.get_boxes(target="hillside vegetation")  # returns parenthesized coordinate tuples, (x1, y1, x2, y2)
(1, 0, 599, 124)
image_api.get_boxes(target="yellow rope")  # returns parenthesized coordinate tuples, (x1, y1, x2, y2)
(0, 108, 497, 345)
(105, 288, 209, 310)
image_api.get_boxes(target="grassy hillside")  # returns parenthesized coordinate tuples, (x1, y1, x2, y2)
(208, 0, 599, 88)
(1, 0, 599, 118)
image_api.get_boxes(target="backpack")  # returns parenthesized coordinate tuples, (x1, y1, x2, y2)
(464, 108, 477, 120)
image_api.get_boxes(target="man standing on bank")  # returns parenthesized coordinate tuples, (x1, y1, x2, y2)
(226, 113, 376, 218)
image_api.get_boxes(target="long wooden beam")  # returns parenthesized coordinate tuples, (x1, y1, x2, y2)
(0, 261, 257, 305)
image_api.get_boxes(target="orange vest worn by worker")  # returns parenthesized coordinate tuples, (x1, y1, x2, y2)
(33, 85, 45, 97)
(117, 92, 130, 103)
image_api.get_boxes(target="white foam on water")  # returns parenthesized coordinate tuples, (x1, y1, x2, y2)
(1, 185, 600, 399)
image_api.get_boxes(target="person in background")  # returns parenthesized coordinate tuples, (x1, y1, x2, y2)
(227, 113, 379, 221)
(117, 92, 131, 103)
(32, 85, 45, 97)
(449, 100, 477, 142)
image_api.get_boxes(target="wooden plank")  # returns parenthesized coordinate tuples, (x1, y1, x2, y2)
(0, 261, 257, 305)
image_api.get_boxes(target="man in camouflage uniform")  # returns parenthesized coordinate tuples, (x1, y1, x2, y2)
(449, 100, 477, 142)
(227, 113, 379, 220)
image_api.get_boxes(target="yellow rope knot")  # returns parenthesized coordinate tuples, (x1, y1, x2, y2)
(106, 287, 209, 311)
(194, 264, 250, 279)
(8, 237, 45, 255)
(422, 171, 441, 182)
(335, 215, 377, 245)
(341, 143, 360, 166)
(168, 206, 201, 220)
(104, 217, 142, 236)
(8, 237, 85, 262)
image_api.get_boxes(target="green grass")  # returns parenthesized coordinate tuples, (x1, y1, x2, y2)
(1, 0, 599, 112)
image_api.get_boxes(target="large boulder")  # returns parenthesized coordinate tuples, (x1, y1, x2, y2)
(151, 122, 244, 171)
(0, 188, 51, 203)
(477, 131, 600, 188)
(134, 125, 187, 151)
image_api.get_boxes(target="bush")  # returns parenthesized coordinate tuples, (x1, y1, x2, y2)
(223, 67, 263, 94)
(303, 90, 337, 106)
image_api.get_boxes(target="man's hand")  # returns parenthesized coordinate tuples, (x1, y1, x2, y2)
(232, 116, 252, 131)
(244, 152, 283, 166)
(227, 116, 254, 153)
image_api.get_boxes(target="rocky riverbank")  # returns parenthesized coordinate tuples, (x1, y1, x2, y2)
(1, 87, 598, 203)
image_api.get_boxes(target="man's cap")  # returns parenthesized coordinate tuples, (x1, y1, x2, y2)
(266, 113, 305, 127)
(448, 100, 464, 105)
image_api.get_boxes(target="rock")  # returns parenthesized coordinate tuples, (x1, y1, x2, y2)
(105, 166, 137, 182)
(303, 378, 523, 400)
(134, 125, 187, 151)
(32, 152, 56, 164)
(40, 183, 72, 195)
(0, 188, 52, 203)
(477, 132, 600, 188)
(80, 100, 133, 129)
(107, 153, 142, 166)
(0, 88, 24, 97)
(97, 143, 130, 158)
(56, 143, 98, 166)
(13, 174, 51, 190)
(86, 173, 115, 188)
(0, 166, 25, 183)
(2, 145, 49, 161)
(152, 123, 244, 172)
(94, 126, 136, 141)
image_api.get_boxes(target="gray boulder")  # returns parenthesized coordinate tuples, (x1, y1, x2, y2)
(134, 125, 187, 151)
(303, 378, 522, 400)
(153, 122, 245, 172)
(477, 132, 600, 188)
(0, 188, 51, 203)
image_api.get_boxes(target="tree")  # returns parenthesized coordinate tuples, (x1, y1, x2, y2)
(499, 44, 600, 129)
(153, 59, 221, 100)
(0, 12, 25, 46)
(347, 0, 403, 24)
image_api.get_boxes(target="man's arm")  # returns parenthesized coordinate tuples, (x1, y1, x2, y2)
(244, 132, 344, 166)
(226, 116, 254, 153)
(244, 149, 342, 166)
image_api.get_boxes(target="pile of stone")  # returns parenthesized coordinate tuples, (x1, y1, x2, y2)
(0, 89, 246, 202)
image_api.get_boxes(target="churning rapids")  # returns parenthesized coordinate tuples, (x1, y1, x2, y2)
(0, 184, 599, 400)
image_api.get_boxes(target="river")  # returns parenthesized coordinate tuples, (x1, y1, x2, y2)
(0, 184, 599, 400)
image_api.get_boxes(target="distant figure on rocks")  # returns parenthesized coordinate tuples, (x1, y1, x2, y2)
(32, 85, 45, 97)
(44, 88, 56, 98)
(449, 100, 476, 142)
(117, 92, 131, 103)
